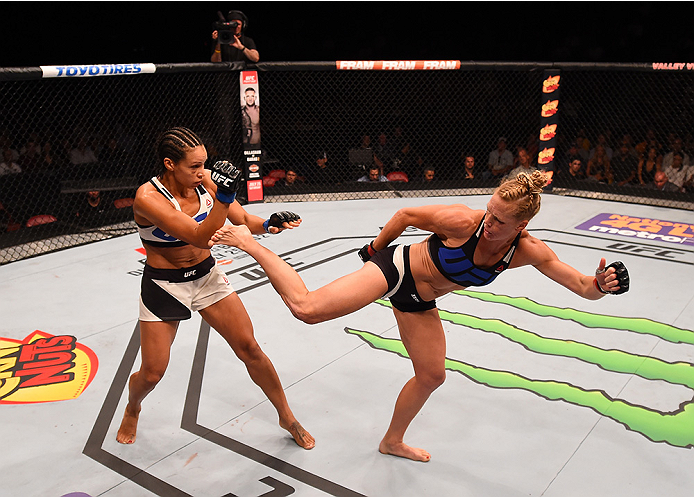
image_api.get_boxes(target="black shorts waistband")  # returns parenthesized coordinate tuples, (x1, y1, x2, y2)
(143, 255, 215, 283)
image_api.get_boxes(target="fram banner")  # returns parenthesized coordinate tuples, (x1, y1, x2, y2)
(240, 70, 263, 202)
(576, 213, 694, 246)
(337, 60, 461, 70)
(0, 331, 98, 404)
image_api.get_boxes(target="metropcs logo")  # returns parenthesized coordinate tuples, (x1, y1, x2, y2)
(0, 331, 98, 404)
(576, 213, 694, 246)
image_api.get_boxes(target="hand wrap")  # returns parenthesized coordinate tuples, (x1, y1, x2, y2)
(210, 160, 241, 204)
(596, 260, 630, 295)
(358, 241, 377, 263)
(263, 211, 301, 232)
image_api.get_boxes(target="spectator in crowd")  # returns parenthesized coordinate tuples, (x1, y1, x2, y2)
(358, 165, 388, 182)
(586, 144, 613, 183)
(662, 152, 692, 190)
(554, 157, 588, 187)
(566, 157, 587, 181)
(275, 168, 301, 189)
(661, 137, 690, 169)
(304, 150, 332, 185)
(74, 190, 114, 228)
(462, 154, 475, 180)
(610, 143, 638, 186)
(635, 128, 661, 157)
(637, 145, 661, 186)
(359, 134, 373, 151)
(650, 170, 680, 192)
(485, 137, 514, 180)
(69, 137, 98, 165)
(504, 147, 536, 181)
(618, 133, 638, 159)
(421, 166, 436, 183)
(588, 133, 613, 161)
(211, 10, 259, 63)
(0, 148, 22, 176)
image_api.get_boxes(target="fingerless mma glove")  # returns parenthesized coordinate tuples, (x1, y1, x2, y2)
(210, 160, 242, 204)
(595, 260, 630, 295)
(263, 211, 301, 232)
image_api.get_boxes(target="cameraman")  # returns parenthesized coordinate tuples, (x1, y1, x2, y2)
(211, 10, 260, 63)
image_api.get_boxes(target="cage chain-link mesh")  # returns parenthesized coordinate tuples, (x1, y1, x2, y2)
(0, 64, 692, 264)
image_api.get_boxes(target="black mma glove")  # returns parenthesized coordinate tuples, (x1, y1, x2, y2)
(210, 160, 242, 204)
(263, 211, 301, 233)
(358, 241, 377, 263)
(595, 260, 630, 295)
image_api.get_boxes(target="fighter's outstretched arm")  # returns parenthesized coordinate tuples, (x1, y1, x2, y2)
(520, 235, 629, 299)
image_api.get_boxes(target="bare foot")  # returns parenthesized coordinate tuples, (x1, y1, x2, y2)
(210, 224, 253, 249)
(281, 420, 315, 450)
(379, 439, 431, 462)
(116, 406, 140, 444)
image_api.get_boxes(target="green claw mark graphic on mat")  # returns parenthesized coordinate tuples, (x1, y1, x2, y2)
(345, 290, 694, 448)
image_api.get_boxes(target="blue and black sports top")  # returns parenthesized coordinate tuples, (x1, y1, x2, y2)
(427, 215, 520, 287)
(137, 176, 214, 247)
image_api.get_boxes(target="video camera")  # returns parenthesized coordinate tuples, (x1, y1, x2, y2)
(214, 10, 247, 45)
(214, 19, 239, 45)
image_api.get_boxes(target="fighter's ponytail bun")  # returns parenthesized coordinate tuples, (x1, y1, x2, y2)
(495, 170, 548, 220)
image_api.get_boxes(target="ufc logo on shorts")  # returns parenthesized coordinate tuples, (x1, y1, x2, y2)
(184, 270, 196, 278)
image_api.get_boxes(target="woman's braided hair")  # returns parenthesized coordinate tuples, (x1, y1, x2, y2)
(495, 170, 548, 221)
(154, 127, 203, 176)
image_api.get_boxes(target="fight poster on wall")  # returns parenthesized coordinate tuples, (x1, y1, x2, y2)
(240, 71, 263, 202)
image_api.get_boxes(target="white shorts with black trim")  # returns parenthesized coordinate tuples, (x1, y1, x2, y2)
(139, 255, 234, 322)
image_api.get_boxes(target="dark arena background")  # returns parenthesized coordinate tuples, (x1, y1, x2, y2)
(0, 60, 693, 263)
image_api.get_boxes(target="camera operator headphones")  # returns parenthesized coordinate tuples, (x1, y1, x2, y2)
(227, 10, 248, 32)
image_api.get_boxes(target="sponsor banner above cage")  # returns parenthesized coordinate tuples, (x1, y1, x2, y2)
(40, 63, 157, 78)
(336, 60, 461, 70)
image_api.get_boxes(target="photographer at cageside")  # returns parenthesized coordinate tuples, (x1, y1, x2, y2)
(211, 10, 260, 63)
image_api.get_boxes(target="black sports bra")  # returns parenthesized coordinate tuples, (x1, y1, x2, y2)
(427, 215, 520, 287)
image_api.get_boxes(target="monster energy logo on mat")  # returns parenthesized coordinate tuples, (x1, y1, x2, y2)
(346, 290, 694, 448)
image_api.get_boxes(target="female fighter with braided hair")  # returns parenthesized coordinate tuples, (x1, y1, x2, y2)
(210, 170, 629, 461)
(117, 127, 314, 449)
